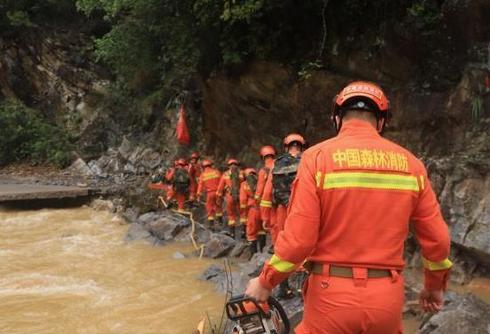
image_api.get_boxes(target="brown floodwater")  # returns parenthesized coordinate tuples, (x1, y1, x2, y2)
(0, 207, 224, 334)
(2, 207, 489, 334)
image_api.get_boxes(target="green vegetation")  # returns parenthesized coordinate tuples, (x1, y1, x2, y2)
(0, 99, 73, 167)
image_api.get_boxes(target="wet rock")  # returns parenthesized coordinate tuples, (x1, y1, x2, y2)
(229, 241, 249, 258)
(136, 212, 159, 224)
(140, 148, 162, 170)
(146, 212, 191, 242)
(123, 207, 140, 223)
(203, 233, 237, 258)
(87, 160, 104, 176)
(125, 223, 153, 242)
(90, 199, 115, 212)
(123, 162, 136, 175)
(200, 264, 224, 282)
(118, 137, 134, 160)
(419, 292, 490, 334)
(67, 158, 93, 176)
(173, 251, 186, 259)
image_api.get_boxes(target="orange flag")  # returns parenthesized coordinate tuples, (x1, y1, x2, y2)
(176, 104, 190, 145)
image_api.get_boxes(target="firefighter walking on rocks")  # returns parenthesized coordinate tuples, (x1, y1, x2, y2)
(217, 159, 243, 238)
(262, 133, 306, 298)
(196, 159, 221, 228)
(255, 146, 276, 252)
(245, 81, 452, 333)
(189, 152, 202, 201)
(240, 168, 264, 254)
(172, 158, 192, 213)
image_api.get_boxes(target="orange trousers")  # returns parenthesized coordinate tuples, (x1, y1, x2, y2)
(174, 193, 187, 211)
(246, 206, 263, 241)
(296, 269, 404, 334)
(205, 192, 218, 220)
(260, 206, 276, 232)
(225, 194, 239, 226)
(271, 204, 287, 245)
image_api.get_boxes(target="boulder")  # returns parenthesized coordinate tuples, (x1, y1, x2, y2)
(125, 223, 154, 242)
(229, 241, 249, 258)
(67, 158, 93, 176)
(123, 207, 140, 223)
(146, 212, 191, 241)
(90, 199, 115, 212)
(140, 148, 162, 170)
(118, 137, 134, 160)
(419, 292, 490, 334)
(203, 233, 237, 258)
(87, 160, 104, 176)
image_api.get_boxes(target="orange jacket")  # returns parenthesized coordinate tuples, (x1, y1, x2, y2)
(165, 167, 175, 183)
(255, 159, 274, 202)
(197, 167, 221, 196)
(189, 162, 202, 180)
(217, 169, 243, 197)
(259, 120, 452, 291)
(240, 179, 256, 210)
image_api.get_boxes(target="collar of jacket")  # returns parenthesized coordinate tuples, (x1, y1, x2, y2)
(338, 119, 381, 138)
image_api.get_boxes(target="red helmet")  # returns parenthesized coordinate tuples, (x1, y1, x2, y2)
(244, 168, 257, 176)
(227, 159, 239, 166)
(176, 158, 187, 166)
(333, 81, 390, 117)
(201, 159, 213, 168)
(283, 133, 306, 146)
(259, 146, 276, 158)
(190, 152, 200, 159)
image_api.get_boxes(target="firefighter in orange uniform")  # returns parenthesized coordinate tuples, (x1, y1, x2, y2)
(246, 81, 452, 333)
(164, 160, 178, 205)
(189, 152, 202, 200)
(255, 146, 276, 251)
(172, 158, 192, 213)
(196, 159, 221, 227)
(240, 168, 263, 254)
(217, 159, 243, 238)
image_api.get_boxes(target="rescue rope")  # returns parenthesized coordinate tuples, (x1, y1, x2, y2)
(172, 208, 205, 259)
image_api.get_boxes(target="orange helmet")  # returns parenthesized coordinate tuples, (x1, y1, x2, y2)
(227, 159, 239, 166)
(190, 152, 200, 159)
(259, 146, 276, 158)
(176, 158, 187, 166)
(283, 133, 306, 146)
(201, 159, 213, 168)
(244, 168, 257, 176)
(333, 81, 390, 117)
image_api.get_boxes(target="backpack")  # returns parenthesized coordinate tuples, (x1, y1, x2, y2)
(272, 153, 301, 205)
(230, 168, 241, 202)
(246, 173, 257, 193)
(173, 168, 190, 194)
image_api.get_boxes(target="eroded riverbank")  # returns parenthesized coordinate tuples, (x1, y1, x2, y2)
(0, 207, 223, 334)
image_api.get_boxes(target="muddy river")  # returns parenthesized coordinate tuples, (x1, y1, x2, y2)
(2, 206, 489, 334)
(0, 207, 224, 334)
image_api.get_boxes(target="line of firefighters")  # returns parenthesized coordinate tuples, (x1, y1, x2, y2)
(150, 134, 306, 260)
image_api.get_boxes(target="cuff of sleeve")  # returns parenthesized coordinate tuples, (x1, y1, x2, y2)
(424, 268, 450, 291)
(258, 263, 291, 290)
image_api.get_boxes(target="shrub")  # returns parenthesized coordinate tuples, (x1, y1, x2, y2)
(0, 99, 73, 167)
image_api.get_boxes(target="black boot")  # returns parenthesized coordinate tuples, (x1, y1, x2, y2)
(228, 225, 236, 239)
(241, 225, 247, 239)
(258, 234, 266, 253)
(248, 240, 258, 256)
(278, 280, 295, 300)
